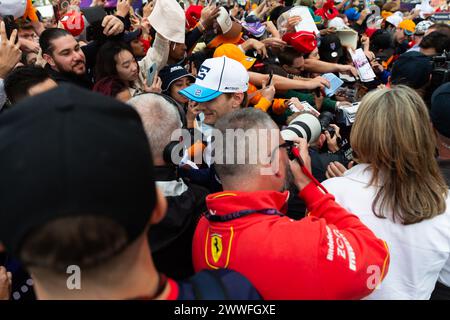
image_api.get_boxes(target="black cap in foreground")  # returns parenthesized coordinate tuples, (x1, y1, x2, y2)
(0, 84, 156, 256)
(431, 82, 450, 138)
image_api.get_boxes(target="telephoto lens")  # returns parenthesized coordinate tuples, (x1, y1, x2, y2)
(281, 113, 322, 144)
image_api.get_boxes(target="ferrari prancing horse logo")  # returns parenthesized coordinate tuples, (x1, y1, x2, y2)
(211, 234, 223, 263)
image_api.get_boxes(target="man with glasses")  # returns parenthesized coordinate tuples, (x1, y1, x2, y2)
(191, 107, 391, 300)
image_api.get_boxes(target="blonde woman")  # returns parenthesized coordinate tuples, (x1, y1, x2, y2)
(322, 85, 450, 299)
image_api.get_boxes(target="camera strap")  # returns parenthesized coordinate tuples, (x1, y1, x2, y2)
(290, 146, 329, 195)
(204, 208, 285, 222)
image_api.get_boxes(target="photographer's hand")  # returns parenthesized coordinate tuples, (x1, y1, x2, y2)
(288, 138, 313, 190)
(324, 124, 341, 153)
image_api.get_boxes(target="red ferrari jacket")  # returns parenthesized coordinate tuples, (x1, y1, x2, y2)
(192, 183, 390, 300)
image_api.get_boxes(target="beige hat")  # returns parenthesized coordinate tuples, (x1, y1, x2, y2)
(148, 0, 185, 43)
(217, 7, 233, 34)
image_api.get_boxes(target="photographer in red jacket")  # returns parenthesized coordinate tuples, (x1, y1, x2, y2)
(192, 108, 390, 300)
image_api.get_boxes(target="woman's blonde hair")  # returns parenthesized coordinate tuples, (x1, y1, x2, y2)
(351, 85, 448, 225)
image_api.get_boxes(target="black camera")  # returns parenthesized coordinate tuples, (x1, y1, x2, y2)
(2, 15, 19, 43)
(430, 51, 450, 90)
(86, 20, 107, 42)
(82, 6, 107, 42)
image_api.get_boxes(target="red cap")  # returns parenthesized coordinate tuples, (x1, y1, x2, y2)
(365, 27, 377, 38)
(315, 0, 339, 20)
(186, 5, 203, 30)
(60, 11, 85, 37)
(282, 31, 317, 54)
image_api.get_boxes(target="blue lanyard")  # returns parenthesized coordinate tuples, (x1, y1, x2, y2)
(204, 208, 285, 222)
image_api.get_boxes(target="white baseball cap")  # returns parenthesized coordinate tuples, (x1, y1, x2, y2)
(385, 14, 403, 28)
(180, 56, 249, 103)
(328, 17, 346, 30)
(148, 0, 185, 43)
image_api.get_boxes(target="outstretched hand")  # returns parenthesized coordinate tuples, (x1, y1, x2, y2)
(0, 21, 21, 79)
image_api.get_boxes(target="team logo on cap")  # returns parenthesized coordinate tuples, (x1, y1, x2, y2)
(194, 89, 203, 97)
(330, 43, 336, 50)
(197, 66, 211, 80)
(170, 66, 184, 73)
(211, 234, 223, 263)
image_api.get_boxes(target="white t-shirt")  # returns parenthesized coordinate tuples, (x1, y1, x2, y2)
(322, 164, 450, 299)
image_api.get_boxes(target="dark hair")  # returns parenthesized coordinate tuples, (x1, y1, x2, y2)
(278, 46, 303, 67)
(420, 31, 450, 55)
(4, 66, 52, 104)
(382, 1, 399, 12)
(17, 20, 35, 31)
(19, 216, 128, 272)
(95, 41, 135, 82)
(39, 28, 72, 55)
(93, 77, 129, 98)
(428, 23, 450, 38)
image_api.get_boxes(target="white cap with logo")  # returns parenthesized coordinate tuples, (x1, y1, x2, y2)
(180, 56, 249, 103)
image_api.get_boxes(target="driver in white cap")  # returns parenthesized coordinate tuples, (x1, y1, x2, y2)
(180, 56, 249, 126)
